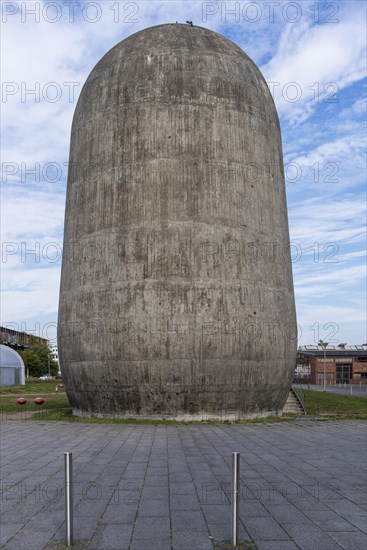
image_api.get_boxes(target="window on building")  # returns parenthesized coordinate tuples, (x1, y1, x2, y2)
(336, 365, 352, 383)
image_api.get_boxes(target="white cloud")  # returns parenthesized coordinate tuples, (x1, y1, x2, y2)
(340, 97, 367, 120)
(1, 265, 61, 322)
(1, 188, 64, 326)
(1, 189, 65, 240)
(289, 196, 366, 247)
(297, 302, 366, 346)
(295, 264, 365, 286)
(262, 12, 367, 123)
(292, 135, 366, 168)
(1, 1, 366, 347)
(1, 1, 222, 169)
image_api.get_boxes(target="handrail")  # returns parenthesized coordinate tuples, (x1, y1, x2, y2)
(291, 378, 307, 414)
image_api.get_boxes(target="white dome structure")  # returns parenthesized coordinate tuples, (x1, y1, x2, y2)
(0, 345, 25, 386)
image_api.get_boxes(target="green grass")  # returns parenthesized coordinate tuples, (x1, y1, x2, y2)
(304, 389, 367, 419)
(0, 393, 69, 414)
(2, 382, 366, 423)
(1, 384, 292, 424)
(0, 378, 62, 394)
(0, 379, 69, 415)
(1, 383, 290, 424)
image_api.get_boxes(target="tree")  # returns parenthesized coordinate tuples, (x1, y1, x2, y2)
(19, 349, 43, 377)
(19, 342, 58, 378)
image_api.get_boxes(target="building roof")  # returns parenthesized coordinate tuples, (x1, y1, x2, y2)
(0, 326, 47, 349)
(298, 345, 367, 357)
(0, 344, 25, 368)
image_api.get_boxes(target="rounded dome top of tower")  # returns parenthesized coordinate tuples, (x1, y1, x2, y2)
(74, 23, 277, 127)
(99, 23, 255, 66)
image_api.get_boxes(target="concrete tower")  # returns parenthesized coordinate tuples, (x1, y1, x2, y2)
(58, 24, 297, 419)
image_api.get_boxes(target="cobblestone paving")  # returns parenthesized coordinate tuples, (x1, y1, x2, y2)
(0, 420, 366, 549)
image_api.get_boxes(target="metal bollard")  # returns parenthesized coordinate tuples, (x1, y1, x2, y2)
(231, 452, 240, 546)
(64, 452, 74, 547)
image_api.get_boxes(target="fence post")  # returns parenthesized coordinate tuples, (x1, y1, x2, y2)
(231, 452, 240, 546)
(64, 452, 73, 547)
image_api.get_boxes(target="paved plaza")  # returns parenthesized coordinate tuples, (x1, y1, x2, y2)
(0, 419, 366, 550)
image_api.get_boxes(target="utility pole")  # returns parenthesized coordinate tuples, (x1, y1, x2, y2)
(318, 340, 328, 391)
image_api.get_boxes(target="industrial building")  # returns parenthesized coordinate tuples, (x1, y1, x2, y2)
(50, 345, 59, 365)
(0, 325, 47, 350)
(297, 345, 367, 385)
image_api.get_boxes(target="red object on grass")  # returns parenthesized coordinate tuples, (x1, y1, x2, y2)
(16, 398, 27, 405)
(34, 397, 45, 406)
(59, 384, 64, 388)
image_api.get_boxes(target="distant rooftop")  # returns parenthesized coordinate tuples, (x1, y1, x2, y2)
(0, 325, 47, 350)
(299, 345, 367, 351)
(298, 345, 367, 356)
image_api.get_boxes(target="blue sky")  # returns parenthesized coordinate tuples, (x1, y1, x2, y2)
(1, 0, 366, 346)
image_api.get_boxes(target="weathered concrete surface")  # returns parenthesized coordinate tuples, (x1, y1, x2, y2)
(58, 24, 297, 418)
